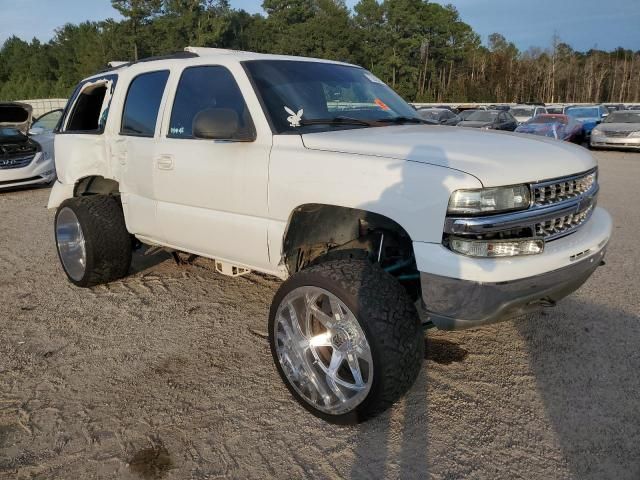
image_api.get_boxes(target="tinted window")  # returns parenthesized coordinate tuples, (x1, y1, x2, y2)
(169, 66, 253, 139)
(121, 70, 170, 137)
(244, 60, 421, 133)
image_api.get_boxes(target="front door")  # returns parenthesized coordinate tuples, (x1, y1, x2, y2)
(154, 65, 272, 271)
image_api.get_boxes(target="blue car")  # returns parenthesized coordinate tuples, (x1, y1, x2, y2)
(565, 105, 609, 138)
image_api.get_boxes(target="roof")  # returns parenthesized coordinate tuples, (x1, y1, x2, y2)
(101, 47, 357, 77)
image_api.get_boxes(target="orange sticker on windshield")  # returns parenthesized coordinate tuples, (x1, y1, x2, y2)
(374, 98, 390, 110)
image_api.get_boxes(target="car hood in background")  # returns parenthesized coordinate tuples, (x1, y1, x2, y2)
(0, 102, 32, 136)
(457, 121, 492, 128)
(596, 123, 640, 133)
(301, 125, 597, 187)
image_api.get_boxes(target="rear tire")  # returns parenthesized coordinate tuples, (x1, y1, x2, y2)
(55, 195, 132, 287)
(269, 259, 424, 424)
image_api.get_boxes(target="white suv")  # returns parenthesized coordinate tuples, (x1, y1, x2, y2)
(49, 47, 612, 423)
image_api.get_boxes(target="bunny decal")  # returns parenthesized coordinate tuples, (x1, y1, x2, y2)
(285, 106, 304, 127)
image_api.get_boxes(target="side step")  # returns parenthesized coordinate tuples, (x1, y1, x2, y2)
(215, 260, 251, 277)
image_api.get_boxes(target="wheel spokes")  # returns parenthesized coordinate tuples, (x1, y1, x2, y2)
(274, 286, 373, 415)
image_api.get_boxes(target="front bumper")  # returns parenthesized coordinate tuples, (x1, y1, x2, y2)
(0, 152, 56, 190)
(590, 134, 640, 150)
(421, 244, 606, 330)
(416, 206, 612, 330)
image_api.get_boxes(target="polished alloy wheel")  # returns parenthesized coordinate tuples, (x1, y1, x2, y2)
(55, 206, 87, 281)
(273, 286, 373, 415)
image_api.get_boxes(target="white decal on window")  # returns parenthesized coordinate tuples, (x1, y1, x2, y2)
(285, 106, 303, 127)
(170, 126, 185, 135)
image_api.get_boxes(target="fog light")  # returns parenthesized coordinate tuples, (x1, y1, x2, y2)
(450, 237, 544, 257)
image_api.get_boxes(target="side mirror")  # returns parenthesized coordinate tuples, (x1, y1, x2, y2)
(192, 108, 253, 141)
(29, 126, 45, 136)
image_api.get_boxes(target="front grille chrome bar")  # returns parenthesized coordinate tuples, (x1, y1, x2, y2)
(445, 169, 599, 242)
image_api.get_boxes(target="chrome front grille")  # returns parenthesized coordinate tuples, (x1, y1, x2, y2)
(445, 168, 599, 244)
(0, 155, 35, 169)
(533, 169, 597, 206)
(535, 205, 594, 240)
(603, 130, 631, 138)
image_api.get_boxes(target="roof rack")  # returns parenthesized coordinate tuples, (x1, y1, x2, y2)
(100, 50, 200, 73)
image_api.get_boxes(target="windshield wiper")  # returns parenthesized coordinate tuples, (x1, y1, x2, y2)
(300, 116, 377, 127)
(377, 116, 435, 125)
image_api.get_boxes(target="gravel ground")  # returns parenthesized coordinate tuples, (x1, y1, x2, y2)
(1, 150, 639, 480)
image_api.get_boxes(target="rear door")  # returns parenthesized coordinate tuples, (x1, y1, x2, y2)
(55, 75, 118, 185)
(153, 64, 272, 270)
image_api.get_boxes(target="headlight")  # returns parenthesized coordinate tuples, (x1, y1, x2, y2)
(449, 237, 544, 257)
(629, 131, 640, 138)
(447, 185, 531, 215)
(591, 128, 602, 135)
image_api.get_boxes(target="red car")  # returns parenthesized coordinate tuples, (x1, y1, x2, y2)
(515, 114, 584, 144)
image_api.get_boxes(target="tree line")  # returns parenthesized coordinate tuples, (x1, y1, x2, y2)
(1, 0, 638, 104)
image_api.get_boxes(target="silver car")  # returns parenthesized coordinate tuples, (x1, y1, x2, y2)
(590, 110, 640, 150)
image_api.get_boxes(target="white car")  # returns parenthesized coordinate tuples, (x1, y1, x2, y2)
(0, 102, 58, 189)
(48, 48, 612, 423)
(510, 104, 547, 124)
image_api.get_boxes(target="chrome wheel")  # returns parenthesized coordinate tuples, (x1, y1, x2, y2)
(56, 207, 87, 281)
(274, 286, 373, 415)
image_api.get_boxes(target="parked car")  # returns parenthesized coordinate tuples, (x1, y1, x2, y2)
(0, 102, 57, 190)
(565, 105, 609, 139)
(510, 105, 548, 124)
(416, 107, 458, 125)
(515, 114, 584, 143)
(603, 103, 625, 113)
(627, 104, 640, 110)
(29, 108, 62, 167)
(49, 47, 611, 423)
(457, 109, 518, 131)
(546, 105, 564, 114)
(590, 110, 640, 150)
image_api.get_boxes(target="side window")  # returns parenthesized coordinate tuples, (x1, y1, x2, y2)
(64, 76, 117, 133)
(169, 66, 254, 139)
(121, 70, 170, 137)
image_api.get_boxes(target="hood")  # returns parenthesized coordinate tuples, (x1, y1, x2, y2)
(514, 116, 532, 123)
(457, 121, 492, 128)
(596, 123, 640, 133)
(0, 102, 32, 136)
(300, 125, 597, 187)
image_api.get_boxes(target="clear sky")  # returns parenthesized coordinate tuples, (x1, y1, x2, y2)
(1, 0, 639, 52)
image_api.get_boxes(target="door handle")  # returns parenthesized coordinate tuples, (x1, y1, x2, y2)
(156, 155, 174, 170)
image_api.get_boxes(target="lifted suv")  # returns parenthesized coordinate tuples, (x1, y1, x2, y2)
(50, 47, 612, 423)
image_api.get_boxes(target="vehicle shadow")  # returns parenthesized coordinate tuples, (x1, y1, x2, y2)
(346, 137, 486, 479)
(514, 298, 640, 479)
(129, 246, 173, 275)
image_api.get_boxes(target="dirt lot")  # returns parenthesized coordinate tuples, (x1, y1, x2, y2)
(1, 150, 639, 480)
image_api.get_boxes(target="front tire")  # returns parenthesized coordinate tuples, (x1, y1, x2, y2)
(269, 259, 424, 423)
(55, 195, 132, 287)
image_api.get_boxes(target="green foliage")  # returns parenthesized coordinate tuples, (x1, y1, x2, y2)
(1, 0, 638, 102)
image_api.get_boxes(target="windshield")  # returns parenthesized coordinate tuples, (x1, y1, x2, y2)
(32, 109, 63, 132)
(417, 109, 442, 121)
(243, 60, 421, 133)
(465, 111, 498, 122)
(604, 111, 640, 123)
(566, 107, 600, 118)
(510, 108, 534, 117)
(458, 110, 476, 120)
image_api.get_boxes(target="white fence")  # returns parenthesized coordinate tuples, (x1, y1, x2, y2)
(16, 98, 68, 118)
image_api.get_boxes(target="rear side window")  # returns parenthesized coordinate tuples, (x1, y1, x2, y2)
(63, 75, 117, 134)
(168, 66, 254, 139)
(121, 70, 170, 137)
